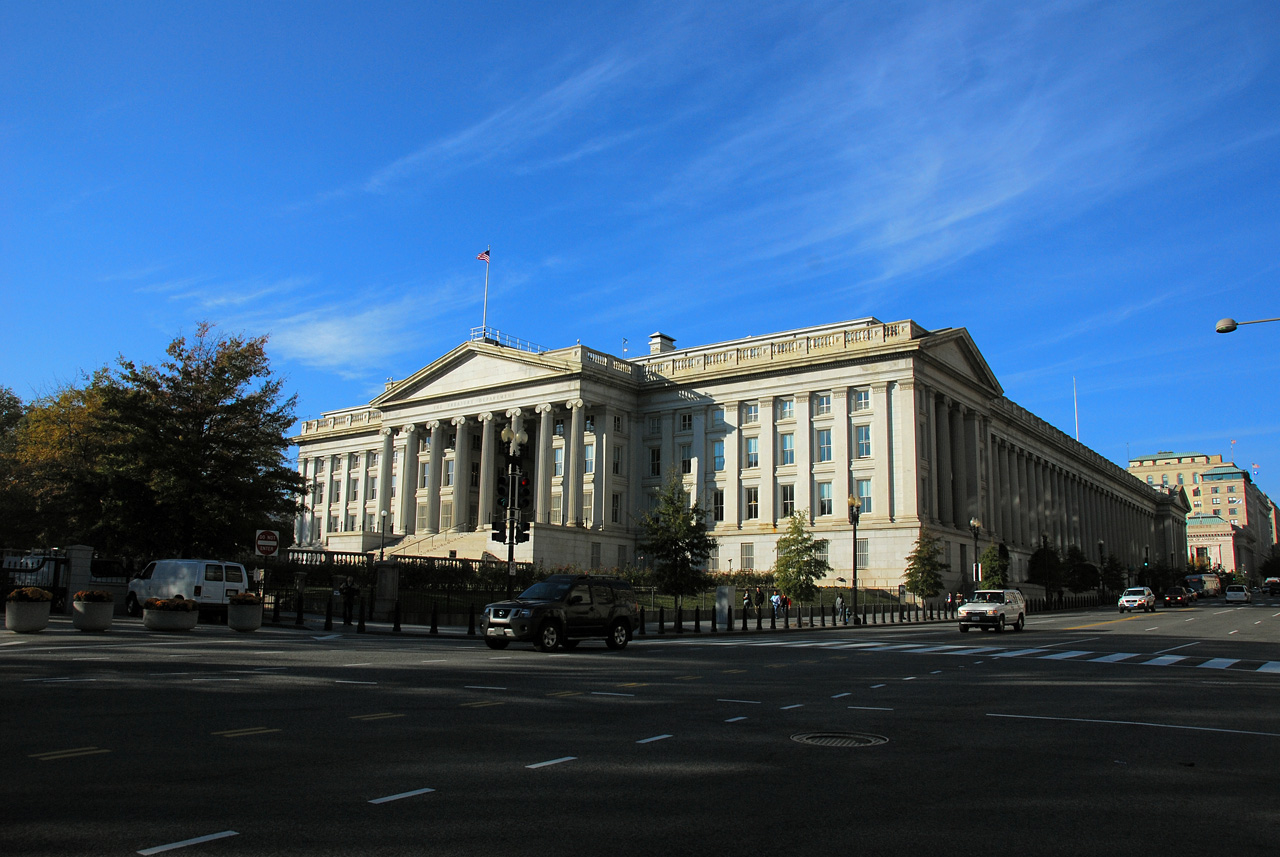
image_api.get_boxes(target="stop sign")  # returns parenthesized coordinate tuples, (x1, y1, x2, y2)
(255, 529, 279, 557)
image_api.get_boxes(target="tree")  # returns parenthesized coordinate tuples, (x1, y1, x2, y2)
(1063, 544, 1099, 593)
(903, 531, 947, 599)
(1027, 535, 1064, 595)
(635, 472, 717, 609)
(100, 323, 304, 558)
(978, 542, 1010, 589)
(1099, 554, 1125, 592)
(773, 510, 831, 604)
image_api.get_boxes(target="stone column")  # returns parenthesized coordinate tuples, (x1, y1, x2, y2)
(592, 406, 609, 528)
(833, 389, 852, 520)
(424, 421, 443, 534)
(536, 404, 555, 524)
(794, 393, 812, 519)
(936, 396, 954, 526)
(871, 382, 891, 519)
(724, 402, 741, 525)
(759, 398, 776, 523)
(452, 416, 472, 530)
(377, 428, 394, 529)
(477, 414, 495, 529)
(398, 424, 419, 535)
(566, 400, 585, 527)
(950, 405, 967, 527)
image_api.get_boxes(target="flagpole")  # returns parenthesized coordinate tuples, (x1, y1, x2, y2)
(481, 245, 490, 334)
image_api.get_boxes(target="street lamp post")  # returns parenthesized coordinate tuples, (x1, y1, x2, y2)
(379, 509, 388, 561)
(848, 494, 862, 625)
(968, 516, 982, 596)
(1216, 317, 1280, 333)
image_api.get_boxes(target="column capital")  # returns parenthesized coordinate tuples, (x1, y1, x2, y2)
(380, 426, 394, 437)
(452, 415, 469, 428)
(565, 398, 585, 410)
(505, 407, 524, 420)
(479, 411, 496, 422)
(399, 423, 417, 435)
(535, 402, 556, 415)
(426, 419, 441, 430)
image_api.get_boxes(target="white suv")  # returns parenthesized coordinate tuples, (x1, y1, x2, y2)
(958, 589, 1026, 633)
(1117, 587, 1155, 613)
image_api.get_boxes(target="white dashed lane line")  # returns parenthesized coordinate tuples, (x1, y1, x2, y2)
(526, 756, 576, 769)
(369, 787, 435, 805)
(137, 831, 239, 855)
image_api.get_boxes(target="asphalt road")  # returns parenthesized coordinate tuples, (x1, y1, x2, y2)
(4, 597, 1280, 857)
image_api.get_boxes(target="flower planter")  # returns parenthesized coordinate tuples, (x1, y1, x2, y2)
(143, 608, 199, 631)
(227, 603, 263, 633)
(5, 600, 52, 633)
(72, 601, 114, 632)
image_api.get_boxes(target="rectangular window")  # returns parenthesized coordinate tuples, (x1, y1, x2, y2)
(612, 493, 621, 524)
(551, 494, 563, 524)
(444, 460, 454, 487)
(777, 398, 794, 420)
(555, 447, 565, 477)
(814, 393, 831, 415)
(745, 437, 760, 468)
(817, 429, 832, 462)
(679, 413, 692, 432)
(614, 415, 623, 432)
(617, 545, 627, 567)
(369, 452, 379, 468)
(712, 440, 725, 471)
(857, 478, 872, 514)
(680, 443, 693, 474)
(415, 506, 427, 530)
(742, 403, 759, 424)
(316, 459, 326, 475)
(471, 462, 480, 488)
(712, 408, 724, 426)
(780, 433, 794, 465)
(590, 542, 602, 569)
(818, 482, 833, 516)
(390, 475, 397, 498)
(368, 477, 378, 500)
(856, 538, 869, 569)
(856, 425, 871, 458)
(583, 492, 593, 527)
(329, 515, 339, 533)
(647, 416, 661, 435)
(745, 487, 759, 519)
(613, 446, 623, 475)
(741, 543, 755, 571)
(707, 544, 719, 572)
(815, 541, 829, 566)
(440, 501, 453, 531)
(585, 415, 595, 433)
(349, 477, 359, 501)
(1229, 508, 1238, 516)
(781, 484, 795, 517)
(555, 419, 565, 437)
(853, 389, 870, 411)
(649, 447, 661, 477)
(584, 444, 595, 474)
(419, 462, 428, 489)
(713, 489, 725, 522)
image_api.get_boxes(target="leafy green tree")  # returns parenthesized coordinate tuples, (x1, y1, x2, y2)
(773, 510, 831, 604)
(636, 472, 717, 609)
(1099, 554, 1126, 592)
(1063, 544, 1099, 593)
(1027, 535, 1064, 595)
(903, 530, 947, 599)
(978, 541, 1010, 589)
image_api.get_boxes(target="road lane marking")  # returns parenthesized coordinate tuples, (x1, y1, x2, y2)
(902, 677, 917, 681)
(987, 713, 1280, 738)
(831, 692, 851, 699)
(460, 701, 504, 708)
(870, 684, 886, 689)
(717, 698, 761, 704)
(334, 680, 377, 685)
(137, 831, 238, 855)
(637, 734, 672, 743)
(1154, 642, 1200, 654)
(548, 691, 582, 697)
(675, 675, 702, 680)
(992, 649, 1049, 658)
(725, 716, 748, 723)
(848, 706, 893, 711)
(1040, 651, 1092, 660)
(781, 704, 805, 710)
(369, 787, 434, 804)
(350, 713, 404, 721)
(465, 685, 506, 690)
(73, 657, 109, 661)
(527, 756, 576, 769)
(212, 727, 281, 738)
(1197, 659, 1239, 670)
(1258, 662, 1280, 673)
(30, 746, 112, 761)
(1140, 655, 1186, 666)
(592, 692, 635, 697)
(1090, 653, 1140, 662)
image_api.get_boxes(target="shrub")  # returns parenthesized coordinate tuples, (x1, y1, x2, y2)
(228, 592, 261, 605)
(74, 590, 115, 603)
(143, 596, 198, 612)
(7, 587, 53, 603)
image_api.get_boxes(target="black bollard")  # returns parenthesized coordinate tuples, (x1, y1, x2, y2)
(393, 600, 402, 633)
(695, 605, 702, 633)
(742, 606, 748, 632)
(272, 592, 280, 623)
(324, 594, 334, 631)
(809, 606, 815, 628)
(357, 598, 366, 633)
(467, 605, 476, 635)
(676, 606, 684, 634)
(658, 606, 665, 635)
(821, 605, 826, 628)
(639, 606, 647, 636)
(295, 592, 305, 627)
(784, 606, 790, 629)
(430, 602, 439, 635)
(770, 608, 776, 631)
(756, 606, 763, 631)
(711, 605, 717, 633)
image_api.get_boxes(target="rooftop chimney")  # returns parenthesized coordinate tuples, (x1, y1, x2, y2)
(649, 332, 676, 354)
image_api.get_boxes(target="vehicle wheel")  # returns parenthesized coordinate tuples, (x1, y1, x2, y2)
(1013, 614, 1025, 632)
(958, 624, 970, 633)
(1118, 607, 1125, 613)
(484, 637, 509, 650)
(561, 639, 580, 650)
(994, 615, 1005, 633)
(605, 620, 630, 650)
(126, 593, 142, 617)
(534, 620, 562, 652)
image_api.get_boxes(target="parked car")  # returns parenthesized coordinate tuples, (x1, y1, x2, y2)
(1162, 586, 1192, 607)
(957, 589, 1026, 633)
(1265, 577, 1280, 596)
(1224, 584, 1253, 604)
(1118, 587, 1156, 613)
(480, 574, 640, 651)
(126, 559, 253, 617)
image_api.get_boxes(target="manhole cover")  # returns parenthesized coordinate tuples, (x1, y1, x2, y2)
(791, 732, 888, 748)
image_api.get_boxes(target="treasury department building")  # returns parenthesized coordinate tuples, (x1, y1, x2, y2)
(291, 318, 1186, 593)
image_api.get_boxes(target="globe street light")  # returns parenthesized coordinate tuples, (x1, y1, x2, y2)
(379, 509, 388, 561)
(968, 516, 982, 595)
(848, 494, 862, 625)
(1216, 317, 1280, 333)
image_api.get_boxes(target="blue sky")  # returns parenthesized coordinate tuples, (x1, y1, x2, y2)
(4, 1, 1279, 498)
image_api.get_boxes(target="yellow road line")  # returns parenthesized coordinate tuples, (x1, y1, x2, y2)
(674, 675, 702, 681)
(547, 691, 581, 697)
(460, 701, 504, 708)
(350, 713, 405, 721)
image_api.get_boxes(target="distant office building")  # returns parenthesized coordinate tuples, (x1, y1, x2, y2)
(291, 318, 1186, 593)
(1127, 452, 1276, 578)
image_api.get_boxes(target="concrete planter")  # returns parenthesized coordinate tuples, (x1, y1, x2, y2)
(72, 601, 114, 632)
(227, 603, 263, 633)
(5, 600, 51, 633)
(143, 608, 199, 631)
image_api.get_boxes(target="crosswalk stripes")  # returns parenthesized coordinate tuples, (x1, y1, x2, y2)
(638, 634, 1280, 675)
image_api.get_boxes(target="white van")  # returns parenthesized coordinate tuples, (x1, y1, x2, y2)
(126, 559, 252, 617)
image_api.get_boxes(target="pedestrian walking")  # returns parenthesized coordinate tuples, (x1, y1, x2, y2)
(339, 576, 358, 626)
(835, 593, 845, 625)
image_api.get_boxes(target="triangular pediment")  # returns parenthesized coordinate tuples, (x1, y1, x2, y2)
(373, 342, 575, 407)
(919, 329, 1003, 396)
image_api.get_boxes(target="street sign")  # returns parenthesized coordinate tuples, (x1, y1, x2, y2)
(255, 529, 280, 557)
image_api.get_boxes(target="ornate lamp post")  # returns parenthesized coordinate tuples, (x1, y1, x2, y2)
(848, 494, 862, 625)
(968, 516, 982, 595)
(379, 509, 388, 561)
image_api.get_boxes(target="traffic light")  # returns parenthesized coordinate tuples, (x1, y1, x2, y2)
(496, 473, 509, 507)
(516, 474, 532, 509)
(516, 517, 530, 543)
(491, 519, 506, 543)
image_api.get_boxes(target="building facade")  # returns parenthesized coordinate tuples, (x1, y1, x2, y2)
(291, 318, 1186, 593)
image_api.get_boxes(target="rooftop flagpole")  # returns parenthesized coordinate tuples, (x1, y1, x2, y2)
(477, 246, 491, 333)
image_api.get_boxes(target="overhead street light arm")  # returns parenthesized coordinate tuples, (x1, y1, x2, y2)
(1216, 317, 1280, 334)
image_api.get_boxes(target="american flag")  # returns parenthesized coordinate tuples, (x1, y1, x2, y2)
(476, 249, 490, 263)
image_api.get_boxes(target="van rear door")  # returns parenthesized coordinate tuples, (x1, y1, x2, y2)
(199, 563, 227, 606)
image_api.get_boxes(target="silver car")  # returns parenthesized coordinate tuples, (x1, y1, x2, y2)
(1118, 587, 1155, 613)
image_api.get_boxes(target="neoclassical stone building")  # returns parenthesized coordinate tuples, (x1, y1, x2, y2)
(291, 318, 1187, 592)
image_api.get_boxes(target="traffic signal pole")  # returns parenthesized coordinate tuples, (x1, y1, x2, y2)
(506, 461, 517, 600)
